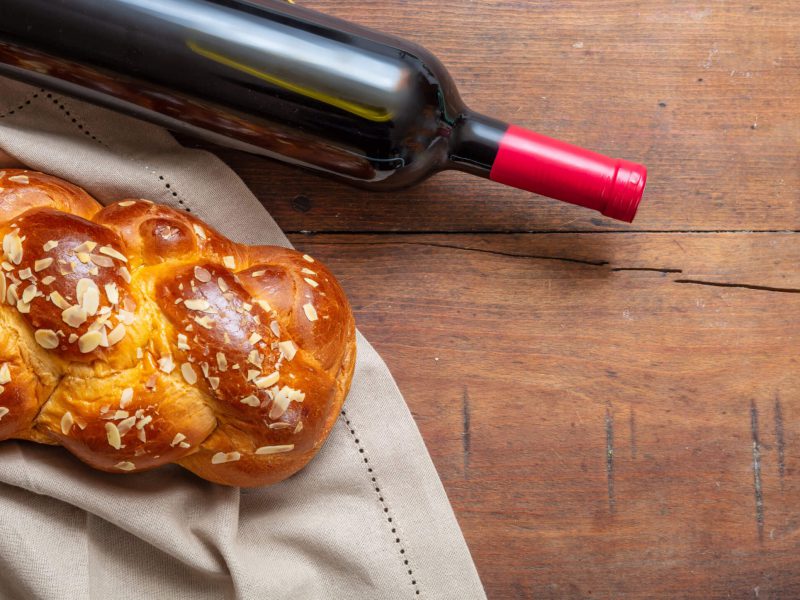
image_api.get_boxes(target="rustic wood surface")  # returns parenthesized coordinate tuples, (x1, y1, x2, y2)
(194, 0, 800, 597)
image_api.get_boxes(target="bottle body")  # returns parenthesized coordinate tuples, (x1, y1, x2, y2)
(0, 0, 646, 220)
(0, 0, 464, 186)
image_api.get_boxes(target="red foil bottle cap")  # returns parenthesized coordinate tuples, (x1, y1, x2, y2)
(490, 125, 647, 223)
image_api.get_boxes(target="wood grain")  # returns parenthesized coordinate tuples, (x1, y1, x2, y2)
(189, 0, 800, 233)
(184, 0, 800, 596)
(287, 232, 800, 599)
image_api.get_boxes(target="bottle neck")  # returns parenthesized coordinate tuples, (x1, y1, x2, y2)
(447, 112, 647, 223)
(447, 112, 509, 177)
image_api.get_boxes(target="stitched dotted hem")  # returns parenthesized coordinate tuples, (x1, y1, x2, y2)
(0, 90, 41, 119)
(156, 174, 191, 213)
(342, 410, 421, 596)
(46, 92, 107, 146)
(46, 91, 192, 214)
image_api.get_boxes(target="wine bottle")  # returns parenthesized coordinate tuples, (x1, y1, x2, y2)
(0, 0, 647, 222)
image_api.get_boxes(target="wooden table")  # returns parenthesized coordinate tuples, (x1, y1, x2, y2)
(199, 1, 800, 597)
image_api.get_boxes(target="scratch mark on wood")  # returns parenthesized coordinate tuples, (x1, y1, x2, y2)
(629, 408, 637, 459)
(675, 279, 800, 294)
(774, 396, 785, 490)
(463, 387, 470, 480)
(612, 267, 683, 274)
(750, 401, 765, 542)
(606, 408, 615, 514)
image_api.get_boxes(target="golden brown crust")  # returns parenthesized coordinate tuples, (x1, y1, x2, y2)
(0, 170, 99, 222)
(0, 169, 356, 487)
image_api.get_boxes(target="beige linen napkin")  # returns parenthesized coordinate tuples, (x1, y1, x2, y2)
(0, 77, 486, 600)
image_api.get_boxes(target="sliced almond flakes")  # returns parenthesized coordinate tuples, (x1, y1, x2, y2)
(73, 241, 97, 254)
(50, 291, 70, 310)
(34, 329, 59, 349)
(184, 298, 210, 311)
(34, 258, 53, 272)
(90, 254, 115, 268)
(62, 305, 88, 328)
(303, 303, 318, 322)
(2, 231, 22, 265)
(255, 444, 294, 455)
(193, 315, 214, 329)
(105, 422, 122, 449)
(78, 330, 103, 353)
(181, 363, 197, 385)
(240, 394, 260, 407)
(117, 416, 137, 436)
(21, 284, 37, 305)
(278, 341, 297, 361)
(211, 451, 241, 464)
(120, 387, 134, 408)
(255, 371, 279, 388)
(99, 246, 127, 262)
(177, 333, 190, 350)
(107, 323, 126, 346)
(194, 266, 212, 283)
(60, 412, 74, 435)
(268, 390, 291, 420)
(104, 282, 119, 304)
(0, 364, 10, 385)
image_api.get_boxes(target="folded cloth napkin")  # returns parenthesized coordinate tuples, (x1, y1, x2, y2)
(0, 77, 486, 600)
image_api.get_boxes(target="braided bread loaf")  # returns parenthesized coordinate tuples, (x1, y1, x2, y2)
(0, 169, 355, 487)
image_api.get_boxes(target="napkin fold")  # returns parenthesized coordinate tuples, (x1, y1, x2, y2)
(0, 77, 485, 600)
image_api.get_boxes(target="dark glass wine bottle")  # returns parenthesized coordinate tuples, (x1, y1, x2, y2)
(0, 0, 647, 221)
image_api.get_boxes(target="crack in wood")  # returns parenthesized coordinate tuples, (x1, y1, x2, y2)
(298, 239, 610, 266)
(298, 240, 682, 270)
(675, 279, 800, 294)
(612, 267, 683, 274)
(750, 401, 765, 542)
(298, 240, 799, 293)
(410, 242, 611, 266)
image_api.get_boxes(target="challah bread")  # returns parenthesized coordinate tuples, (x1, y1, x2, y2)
(0, 169, 356, 487)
